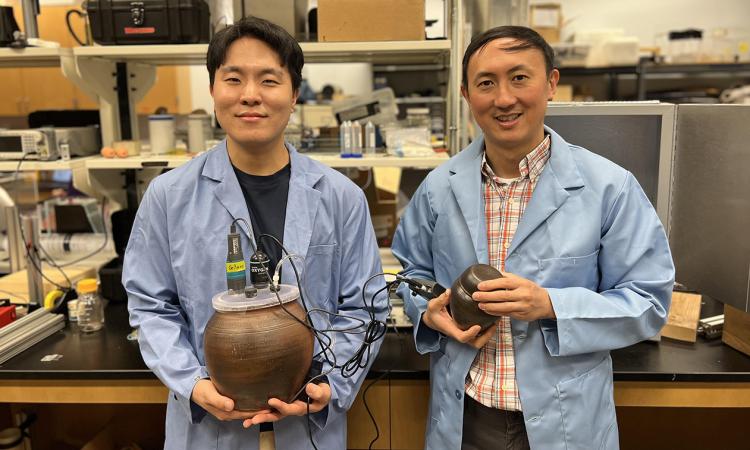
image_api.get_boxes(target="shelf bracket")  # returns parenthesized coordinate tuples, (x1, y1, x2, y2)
(60, 54, 156, 146)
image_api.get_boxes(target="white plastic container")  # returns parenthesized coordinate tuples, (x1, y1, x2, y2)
(148, 114, 176, 155)
(187, 114, 212, 153)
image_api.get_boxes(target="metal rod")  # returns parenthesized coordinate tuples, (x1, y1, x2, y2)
(20, 0, 40, 39)
(21, 214, 43, 306)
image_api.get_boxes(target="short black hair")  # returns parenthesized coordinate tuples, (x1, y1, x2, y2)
(462, 26, 555, 90)
(206, 16, 304, 91)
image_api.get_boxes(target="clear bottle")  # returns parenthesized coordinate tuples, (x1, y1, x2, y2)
(364, 121, 377, 154)
(76, 278, 105, 333)
(351, 120, 363, 157)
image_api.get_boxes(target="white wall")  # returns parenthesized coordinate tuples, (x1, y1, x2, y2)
(530, 0, 750, 46)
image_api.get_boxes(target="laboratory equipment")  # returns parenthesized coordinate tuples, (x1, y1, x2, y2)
(331, 88, 398, 126)
(76, 278, 105, 333)
(0, 308, 65, 364)
(0, 126, 100, 161)
(85, 0, 210, 45)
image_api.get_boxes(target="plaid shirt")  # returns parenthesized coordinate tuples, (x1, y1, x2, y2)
(465, 134, 551, 411)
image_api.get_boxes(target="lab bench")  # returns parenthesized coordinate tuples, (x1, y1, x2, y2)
(0, 299, 749, 449)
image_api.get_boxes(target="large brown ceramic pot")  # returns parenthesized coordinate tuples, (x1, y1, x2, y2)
(450, 264, 503, 331)
(204, 285, 314, 412)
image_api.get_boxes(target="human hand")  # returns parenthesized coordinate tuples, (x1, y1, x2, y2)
(422, 289, 499, 349)
(472, 272, 556, 321)
(243, 382, 332, 428)
(191, 379, 269, 421)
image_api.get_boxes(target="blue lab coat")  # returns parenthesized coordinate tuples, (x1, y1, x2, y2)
(123, 142, 387, 449)
(392, 126, 674, 450)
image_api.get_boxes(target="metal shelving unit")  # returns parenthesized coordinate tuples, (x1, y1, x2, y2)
(558, 61, 750, 100)
(72, 40, 452, 65)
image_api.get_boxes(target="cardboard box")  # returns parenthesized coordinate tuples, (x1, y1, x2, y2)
(552, 84, 573, 102)
(318, 0, 425, 42)
(530, 3, 562, 44)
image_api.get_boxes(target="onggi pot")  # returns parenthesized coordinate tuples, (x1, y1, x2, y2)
(204, 285, 314, 411)
(450, 264, 503, 331)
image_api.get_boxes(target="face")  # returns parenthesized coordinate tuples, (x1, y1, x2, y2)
(210, 36, 298, 152)
(462, 38, 559, 157)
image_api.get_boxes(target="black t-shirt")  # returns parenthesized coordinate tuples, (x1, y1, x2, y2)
(232, 162, 291, 275)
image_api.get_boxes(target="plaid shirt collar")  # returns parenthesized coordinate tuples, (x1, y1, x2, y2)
(481, 134, 551, 185)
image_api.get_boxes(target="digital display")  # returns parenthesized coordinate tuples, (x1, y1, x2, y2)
(0, 136, 24, 153)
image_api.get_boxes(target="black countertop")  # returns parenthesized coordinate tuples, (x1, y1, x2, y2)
(1, 298, 750, 382)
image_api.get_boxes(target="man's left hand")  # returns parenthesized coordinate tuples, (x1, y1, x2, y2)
(472, 272, 556, 321)
(243, 382, 331, 428)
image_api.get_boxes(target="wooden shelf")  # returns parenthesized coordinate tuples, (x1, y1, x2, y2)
(71, 40, 451, 65)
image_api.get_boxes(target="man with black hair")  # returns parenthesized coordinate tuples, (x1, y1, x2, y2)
(124, 16, 387, 449)
(393, 26, 674, 449)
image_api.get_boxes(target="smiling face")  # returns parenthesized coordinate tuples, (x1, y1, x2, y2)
(462, 37, 559, 160)
(210, 36, 298, 154)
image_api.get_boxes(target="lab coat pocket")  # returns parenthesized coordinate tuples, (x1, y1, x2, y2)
(303, 244, 338, 306)
(556, 356, 616, 450)
(538, 250, 600, 290)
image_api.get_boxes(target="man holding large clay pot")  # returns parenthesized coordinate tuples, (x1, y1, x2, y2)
(124, 16, 387, 450)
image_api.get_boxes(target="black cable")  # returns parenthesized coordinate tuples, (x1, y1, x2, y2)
(234, 228, 435, 448)
(65, 9, 89, 46)
(363, 370, 390, 450)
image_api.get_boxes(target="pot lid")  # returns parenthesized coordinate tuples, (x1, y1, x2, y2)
(212, 284, 300, 312)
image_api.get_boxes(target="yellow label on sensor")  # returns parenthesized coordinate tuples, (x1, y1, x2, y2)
(226, 261, 246, 272)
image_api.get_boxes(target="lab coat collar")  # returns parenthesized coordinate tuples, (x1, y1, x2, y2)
(201, 140, 324, 261)
(447, 136, 487, 264)
(447, 126, 585, 263)
(507, 125, 584, 256)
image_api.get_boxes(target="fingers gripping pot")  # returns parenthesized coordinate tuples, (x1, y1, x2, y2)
(450, 264, 503, 332)
(203, 285, 314, 411)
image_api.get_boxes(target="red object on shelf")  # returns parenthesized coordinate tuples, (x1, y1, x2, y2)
(0, 305, 17, 328)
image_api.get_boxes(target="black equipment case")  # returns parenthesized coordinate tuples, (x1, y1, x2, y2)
(85, 0, 210, 45)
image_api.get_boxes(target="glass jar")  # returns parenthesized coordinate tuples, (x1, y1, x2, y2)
(76, 278, 104, 332)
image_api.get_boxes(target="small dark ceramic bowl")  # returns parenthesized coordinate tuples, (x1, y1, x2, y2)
(450, 264, 503, 331)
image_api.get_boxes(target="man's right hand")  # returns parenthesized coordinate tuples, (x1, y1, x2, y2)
(191, 379, 270, 421)
(422, 289, 498, 349)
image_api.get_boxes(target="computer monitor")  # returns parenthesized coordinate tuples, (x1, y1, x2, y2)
(545, 102, 676, 232)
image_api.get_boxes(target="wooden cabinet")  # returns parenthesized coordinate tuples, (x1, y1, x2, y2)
(347, 378, 430, 450)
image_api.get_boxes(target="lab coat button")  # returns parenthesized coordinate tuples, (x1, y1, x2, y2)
(455, 390, 462, 400)
(515, 334, 526, 340)
(529, 416, 540, 422)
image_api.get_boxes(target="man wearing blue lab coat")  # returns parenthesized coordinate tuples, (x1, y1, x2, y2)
(123, 16, 386, 449)
(392, 26, 674, 449)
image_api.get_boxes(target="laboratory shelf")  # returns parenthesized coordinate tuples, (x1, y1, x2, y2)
(0, 156, 92, 172)
(84, 154, 192, 169)
(71, 40, 452, 65)
(82, 153, 450, 170)
(0, 47, 65, 68)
